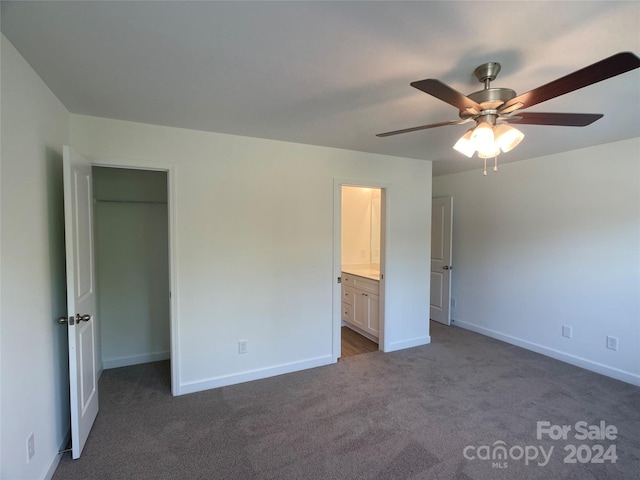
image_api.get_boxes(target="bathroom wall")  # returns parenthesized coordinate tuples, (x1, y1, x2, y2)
(342, 186, 381, 267)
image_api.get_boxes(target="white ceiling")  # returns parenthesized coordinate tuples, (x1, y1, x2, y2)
(2, 1, 639, 176)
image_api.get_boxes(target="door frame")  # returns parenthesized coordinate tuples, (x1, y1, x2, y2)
(91, 158, 179, 396)
(333, 178, 389, 360)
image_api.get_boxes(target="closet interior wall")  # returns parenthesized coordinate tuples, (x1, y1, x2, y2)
(93, 167, 170, 370)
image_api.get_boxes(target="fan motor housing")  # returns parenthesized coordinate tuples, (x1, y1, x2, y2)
(457, 61, 518, 118)
(459, 87, 517, 118)
(468, 87, 517, 105)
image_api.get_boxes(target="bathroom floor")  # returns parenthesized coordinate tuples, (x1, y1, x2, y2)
(341, 326, 378, 358)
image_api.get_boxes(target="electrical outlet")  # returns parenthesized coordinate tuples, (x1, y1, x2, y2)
(451, 298, 457, 308)
(26, 433, 35, 462)
(562, 325, 572, 339)
(606, 336, 618, 351)
(238, 340, 248, 354)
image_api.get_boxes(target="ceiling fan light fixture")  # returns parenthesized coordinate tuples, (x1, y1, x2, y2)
(470, 121, 495, 153)
(477, 144, 501, 159)
(377, 52, 640, 174)
(453, 129, 475, 157)
(494, 124, 525, 153)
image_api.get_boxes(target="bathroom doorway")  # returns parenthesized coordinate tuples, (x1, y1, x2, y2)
(336, 184, 386, 359)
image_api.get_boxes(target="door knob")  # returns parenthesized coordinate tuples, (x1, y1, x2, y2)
(442, 265, 452, 270)
(58, 314, 91, 325)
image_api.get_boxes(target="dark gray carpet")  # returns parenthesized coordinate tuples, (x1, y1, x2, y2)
(53, 322, 640, 480)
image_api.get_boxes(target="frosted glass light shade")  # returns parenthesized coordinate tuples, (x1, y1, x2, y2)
(453, 122, 524, 159)
(494, 124, 524, 153)
(470, 122, 495, 153)
(453, 129, 475, 157)
(477, 144, 501, 158)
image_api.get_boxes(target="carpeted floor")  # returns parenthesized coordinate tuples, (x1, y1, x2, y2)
(53, 322, 640, 480)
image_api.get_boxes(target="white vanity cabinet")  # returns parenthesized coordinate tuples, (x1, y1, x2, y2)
(341, 272, 379, 340)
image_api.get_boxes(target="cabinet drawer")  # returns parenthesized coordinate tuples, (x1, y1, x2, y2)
(352, 276, 379, 295)
(342, 286, 355, 305)
(342, 272, 379, 295)
(341, 302, 354, 323)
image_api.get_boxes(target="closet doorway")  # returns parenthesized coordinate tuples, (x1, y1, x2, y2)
(93, 167, 171, 384)
(337, 184, 386, 359)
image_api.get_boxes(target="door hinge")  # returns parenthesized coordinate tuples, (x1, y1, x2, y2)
(337, 277, 341, 284)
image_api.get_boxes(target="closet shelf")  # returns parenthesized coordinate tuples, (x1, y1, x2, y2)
(94, 199, 167, 205)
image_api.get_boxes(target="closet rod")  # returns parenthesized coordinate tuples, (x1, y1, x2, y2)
(94, 199, 167, 205)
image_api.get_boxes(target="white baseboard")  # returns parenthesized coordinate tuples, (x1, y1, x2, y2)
(385, 335, 431, 352)
(43, 428, 70, 480)
(452, 319, 640, 386)
(103, 351, 170, 370)
(177, 355, 334, 395)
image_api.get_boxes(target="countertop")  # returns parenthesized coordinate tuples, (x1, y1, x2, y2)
(342, 264, 380, 281)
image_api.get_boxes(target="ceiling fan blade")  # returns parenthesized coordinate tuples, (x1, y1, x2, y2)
(502, 51, 640, 110)
(410, 79, 482, 112)
(503, 112, 603, 126)
(376, 119, 470, 137)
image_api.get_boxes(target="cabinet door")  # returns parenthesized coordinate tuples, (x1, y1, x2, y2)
(352, 290, 365, 329)
(364, 293, 380, 337)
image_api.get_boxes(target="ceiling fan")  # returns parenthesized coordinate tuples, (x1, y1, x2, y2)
(377, 51, 640, 173)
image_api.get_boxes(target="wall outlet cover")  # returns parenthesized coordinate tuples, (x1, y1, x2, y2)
(27, 433, 35, 462)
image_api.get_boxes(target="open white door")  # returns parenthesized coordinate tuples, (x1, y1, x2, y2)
(430, 196, 453, 325)
(62, 145, 99, 459)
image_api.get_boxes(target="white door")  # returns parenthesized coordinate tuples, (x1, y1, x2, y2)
(62, 145, 99, 459)
(430, 196, 453, 325)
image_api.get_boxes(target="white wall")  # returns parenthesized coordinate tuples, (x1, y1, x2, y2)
(433, 138, 640, 385)
(70, 114, 433, 394)
(1, 35, 70, 480)
(93, 167, 170, 369)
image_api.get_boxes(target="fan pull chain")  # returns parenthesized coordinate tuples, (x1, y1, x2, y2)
(481, 156, 500, 176)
